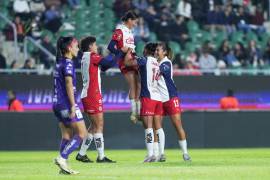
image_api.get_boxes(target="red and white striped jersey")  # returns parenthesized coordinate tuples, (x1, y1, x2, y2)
(80, 52, 102, 99)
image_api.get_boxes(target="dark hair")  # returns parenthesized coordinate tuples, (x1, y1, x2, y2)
(121, 10, 139, 22)
(80, 36, 96, 52)
(227, 89, 234, 97)
(56, 36, 75, 61)
(158, 42, 174, 60)
(10, 60, 17, 68)
(143, 42, 158, 57)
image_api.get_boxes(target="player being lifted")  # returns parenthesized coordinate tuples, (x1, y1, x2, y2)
(156, 42, 191, 162)
(75, 36, 122, 163)
(124, 43, 164, 162)
(53, 36, 87, 174)
(107, 10, 140, 123)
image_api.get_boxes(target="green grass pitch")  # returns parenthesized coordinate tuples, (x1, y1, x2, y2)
(0, 149, 270, 180)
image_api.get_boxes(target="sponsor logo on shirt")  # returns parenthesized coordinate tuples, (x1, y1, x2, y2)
(125, 37, 134, 44)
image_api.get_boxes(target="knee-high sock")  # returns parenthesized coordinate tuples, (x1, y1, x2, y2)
(136, 100, 141, 116)
(178, 139, 188, 154)
(153, 142, 159, 157)
(94, 133, 105, 160)
(145, 128, 154, 157)
(156, 128, 165, 155)
(59, 138, 69, 153)
(78, 133, 93, 156)
(130, 99, 136, 114)
(60, 135, 82, 159)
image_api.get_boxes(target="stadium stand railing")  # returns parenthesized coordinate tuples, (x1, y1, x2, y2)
(23, 36, 55, 63)
(0, 12, 18, 61)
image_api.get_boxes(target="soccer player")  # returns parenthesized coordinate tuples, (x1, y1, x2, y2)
(107, 10, 140, 123)
(52, 36, 87, 174)
(75, 36, 120, 163)
(124, 43, 164, 162)
(156, 42, 191, 162)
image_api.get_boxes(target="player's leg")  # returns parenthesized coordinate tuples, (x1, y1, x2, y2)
(143, 115, 155, 162)
(154, 115, 166, 162)
(76, 114, 95, 163)
(124, 71, 139, 123)
(92, 113, 116, 163)
(170, 113, 191, 161)
(135, 73, 141, 119)
(153, 127, 159, 160)
(59, 122, 72, 153)
(56, 120, 87, 174)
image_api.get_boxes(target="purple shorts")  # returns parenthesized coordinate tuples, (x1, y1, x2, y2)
(53, 104, 83, 125)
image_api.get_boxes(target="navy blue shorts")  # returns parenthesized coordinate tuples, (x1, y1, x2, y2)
(53, 104, 83, 125)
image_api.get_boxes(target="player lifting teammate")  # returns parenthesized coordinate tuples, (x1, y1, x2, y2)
(124, 42, 164, 162)
(75, 36, 121, 163)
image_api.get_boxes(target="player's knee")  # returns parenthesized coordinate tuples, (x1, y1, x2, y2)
(78, 129, 88, 139)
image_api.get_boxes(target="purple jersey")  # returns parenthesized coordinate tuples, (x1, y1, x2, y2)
(52, 57, 76, 109)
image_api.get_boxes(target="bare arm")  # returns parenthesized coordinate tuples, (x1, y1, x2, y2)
(65, 76, 76, 118)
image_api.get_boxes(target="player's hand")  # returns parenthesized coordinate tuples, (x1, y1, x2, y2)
(69, 105, 76, 119)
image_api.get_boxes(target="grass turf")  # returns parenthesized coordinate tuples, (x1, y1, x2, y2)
(0, 149, 270, 180)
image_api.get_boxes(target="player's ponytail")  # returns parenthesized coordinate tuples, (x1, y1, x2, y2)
(56, 36, 75, 62)
(158, 42, 174, 61)
(121, 10, 139, 22)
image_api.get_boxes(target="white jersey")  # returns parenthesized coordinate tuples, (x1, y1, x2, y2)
(138, 56, 161, 101)
(158, 56, 178, 102)
(115, 24, 136, 50)
(80, 52, 102, 99)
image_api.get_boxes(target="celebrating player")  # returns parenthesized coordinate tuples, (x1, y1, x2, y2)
(75, 36, 121, 163)
(156, 42, 191, 161)
(107, 10, 140, 123)
(52, 36, 87, 174)
(124, 42, 164, 162)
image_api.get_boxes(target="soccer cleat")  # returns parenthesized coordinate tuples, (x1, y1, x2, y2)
(157, 154, 166, 162)
(143, 155, 156, 163)
(130, 113, 138, 124)
(76, 154, 93, 163)
(183, 153, 192, 162)
(96, 156, 116, 163)
(59, 169, 79, 175)
(54, 156, 73, 175)
(69, 169, 79, 175)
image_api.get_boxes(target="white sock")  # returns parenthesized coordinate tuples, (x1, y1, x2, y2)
(156, 128, 165, 155)
(136, 100, 141, 115)
(153, 142, 159, 157)
(94, 133, 105, 160)
(178, 139, 188, 154)
(145, 128, 154, 157)
(78, 133, 93, 156)
(130, 99, 136, 114)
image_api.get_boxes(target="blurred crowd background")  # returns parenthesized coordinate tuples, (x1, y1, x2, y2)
(0, 0, 270, 73)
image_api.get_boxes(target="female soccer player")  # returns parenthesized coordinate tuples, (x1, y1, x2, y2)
(124, 43, 164, 162)
(52, 36, 87, 174)
(107, 10, 140, 123)
(75, 36, 121, 163)
(156, 42, 191, 161)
